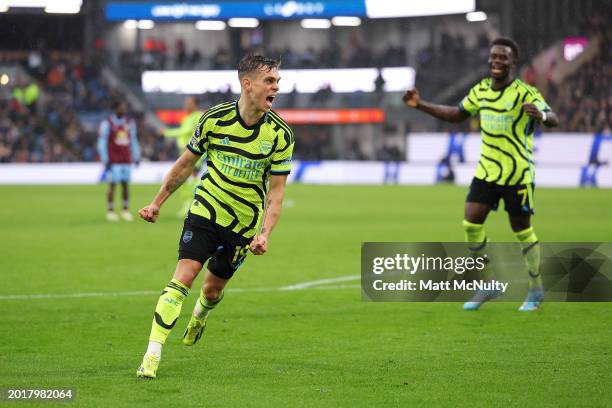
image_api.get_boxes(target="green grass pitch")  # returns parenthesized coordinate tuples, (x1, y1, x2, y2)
(1, 184, 611, 407)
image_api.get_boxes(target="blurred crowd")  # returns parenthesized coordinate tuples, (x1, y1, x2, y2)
(0, 51, 176, 163)
(119, 34, 407, 75)
(547, 14, 611, 133)
(1, 13, 609, 164)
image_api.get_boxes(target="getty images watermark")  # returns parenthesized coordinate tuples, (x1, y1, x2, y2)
(361, 243, 612, 302)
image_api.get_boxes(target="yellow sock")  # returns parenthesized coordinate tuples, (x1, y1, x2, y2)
(149, 278, 189, 344)
(515, 227, 542, 289)
(193, 289, 224, 319)
(463, 220, 491, 280)
(463, 220, 486, 249)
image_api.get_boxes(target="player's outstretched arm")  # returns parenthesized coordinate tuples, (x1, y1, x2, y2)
(139, 150, 200, 223)
(250, 174, 288, 255)
(403, 88, 469, 123)
(522, 103, 560, 127)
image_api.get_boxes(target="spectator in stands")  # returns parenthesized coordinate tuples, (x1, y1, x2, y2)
(374, 70, 385, 105)
(176, 38, 187, 68)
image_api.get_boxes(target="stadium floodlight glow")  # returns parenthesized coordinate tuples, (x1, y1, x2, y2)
(300, 19, 331, 29)
(365, 0, 475, 18)
(123, 19, 138, 29)
(43, 0, 82, 14)
(563, 37, 588, 61)
(0, 4, 8, 12)
(142, 67, 415, 94)
(137, 19, 155, 29)
(228, 18, 259, 28)
(331, 16, 361, 26)
(466, 11, 487, 22)
(1, 0, 45, 6)
(3, 0, 81, 8)
(0, 74, 9, 86)
(44, 5, 81, 13)
(195, 20, 226, 30)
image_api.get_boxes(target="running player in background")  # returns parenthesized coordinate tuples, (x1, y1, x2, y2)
(97, 100, 140, 221)
(161, 96, 204, 216)
(403, 37, 559, 311)
(136, 54, 294, 379)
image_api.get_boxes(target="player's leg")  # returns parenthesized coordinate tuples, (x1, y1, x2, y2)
(137, 259, 202, 379)
(150, 260, 202, 347)
(506, 184, 543, 311)
(197, 268, 228, 318)
(120, 166, 133, 221)
(183, 235, 250, 346)
(182, 269, 228, 346)
(138, 217, 217, 378)
(106, 176, 119, 221)
(509, 215, 541, 290)
(464, 202, 490, 240)
(462, 178, 500, 310)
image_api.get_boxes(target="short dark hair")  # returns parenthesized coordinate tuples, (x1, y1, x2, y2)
(238, 54, 280, 79)
(491, 37, 520, 60)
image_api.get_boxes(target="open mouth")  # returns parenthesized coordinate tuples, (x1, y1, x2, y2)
(491, 67, 504, 75)
(266, 95, 276, 104)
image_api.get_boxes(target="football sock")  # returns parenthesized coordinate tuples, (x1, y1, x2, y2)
(146, 340, 162, 357)
(193, 289, 224, 320)
(463, 220, 486, 246)
(462, 220, 490, 279)
(149, 279, 189, 345)
(515, 227, 542, 289)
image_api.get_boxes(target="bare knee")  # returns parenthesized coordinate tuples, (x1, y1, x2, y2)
(464, 202, 490, 224)
(509, 215, 531, 232)
(203, 282, 222, 300)
(203, 270, 227, 300)
(173, 259, 202, 288)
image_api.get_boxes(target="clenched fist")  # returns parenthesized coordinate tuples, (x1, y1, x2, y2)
(402, 88, 420, 108)
(250, 235, 268, 255)
(139, 204, 160, 223)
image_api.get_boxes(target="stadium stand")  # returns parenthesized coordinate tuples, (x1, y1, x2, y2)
(0, 3, 608, 163)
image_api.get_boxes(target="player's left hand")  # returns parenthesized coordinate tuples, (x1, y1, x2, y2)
(249, 235, 268, 255)
(522, 103, 544, 121)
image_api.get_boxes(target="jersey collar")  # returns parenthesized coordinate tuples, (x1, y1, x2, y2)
(110, 114, 128, 124)
(490, 77, 516, 92)
(234, 99, 268, 130)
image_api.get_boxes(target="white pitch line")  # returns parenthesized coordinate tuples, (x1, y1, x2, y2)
(0, 276, 361, 301)
(0, 290, 161, 300)
(279, 275, 361, 290)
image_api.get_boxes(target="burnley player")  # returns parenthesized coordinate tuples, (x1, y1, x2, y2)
(97, 100, 141, 221)
(402, 38, 559, 311)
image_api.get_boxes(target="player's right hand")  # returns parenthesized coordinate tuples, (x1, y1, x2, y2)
(139, 204, 160, 223)
(402, 88, 420, 108)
